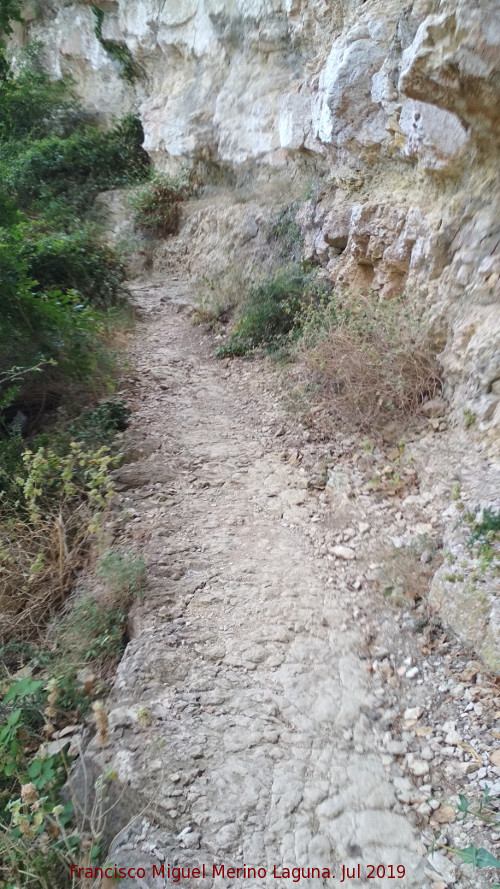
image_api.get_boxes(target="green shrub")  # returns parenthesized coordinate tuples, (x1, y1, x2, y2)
(51, 551, 146, 671)
(0, 43, 74, 144)
(0, 435, 24, 499)
(22, 226, 127, 308)
(0, 670, 101, 889)
(0, 212, 129, 429)
(97, 549, 147, 599)
(467, 507, 500, 569)
(217, 264, 333, 357)
(265, 202, 304, 262)
(0, 1, 22, 38)
(69, 398, 131, 448)
(0, 52, 148, 416)
(0, 442, 118, 644)
(1, 115, 149, 220)
(470, 508, 500, 542)
(57, 595, 127, 666)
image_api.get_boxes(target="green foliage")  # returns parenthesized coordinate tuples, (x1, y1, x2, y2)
(453, 845, 500, 868)
(58, 595, 127, 665)
(266, 202, 304, 262)
(469, 508, 500, 543)
(69, 398, 131, 447)
(97, 549, 147, 599)
(22, 226, 127, 308)
(18, 442, 117, 525)
(0, 0, 23, 38)
(467, 507, 500, 570)
(0, 439, 119, 642)
(0, 44, 73, 144)
(131, 171, 198, 237)
(92, 7, 141, 84)
(0, 41, 146, 889)
(54, 550, 146, 668)
(0, 435, 24, 500)
(463, 407, 477, 429)
(217, 264, 333, 358)
(0, 667, 101, 888)
(0, 50, 149, 428)
(435, 789, 500, 875)
(0, 230, 119, 407)
(1, 114, 149, 219)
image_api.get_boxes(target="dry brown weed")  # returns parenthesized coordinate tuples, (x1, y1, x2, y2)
(294, 292, 442, 432)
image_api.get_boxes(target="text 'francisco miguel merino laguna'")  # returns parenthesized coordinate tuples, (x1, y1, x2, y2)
(72, 863, 407, 882)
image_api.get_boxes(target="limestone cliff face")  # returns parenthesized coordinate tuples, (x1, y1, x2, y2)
(18, 0, 500, 453)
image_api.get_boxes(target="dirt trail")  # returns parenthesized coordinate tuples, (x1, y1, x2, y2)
(84, 279, 484, 889)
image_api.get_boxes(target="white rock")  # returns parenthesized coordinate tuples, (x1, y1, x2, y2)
(399, 100, 469, 172)
(445, 729, 461, 746)
(331, 545, 356, 560)
(404, 706, 423, 721)
(426, 851, 457, 885)
(408, 759, 430, 777)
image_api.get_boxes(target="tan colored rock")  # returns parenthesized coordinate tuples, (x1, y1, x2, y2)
(322, 207, 351, 249)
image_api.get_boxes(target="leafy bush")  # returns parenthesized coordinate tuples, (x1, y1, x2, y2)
(21, 226, 127, 308)
(467, 507, 500, 570)
(1, 222, 107, 369)
(0, 0, 23, 39)
(0, 43, 74, 143)
(0, 435, 24, 498)
(69, 399, 131, 447)
(1, 114, 149, 220)
(0, 48, 148, 417)
(0, 266, 120, 420)
(0, 55, 148, 423)
(131, 170, 198, 237)
(0, 669, 106, 889)
(217, 264, 333, 357)
(57, 595, 127, 667)
(469, 508, 500, 544)
(0, 32, 148, 889)
(97, 549, 146, 599)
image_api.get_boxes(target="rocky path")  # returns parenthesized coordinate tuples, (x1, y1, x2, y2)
(84, 279, 497, 889)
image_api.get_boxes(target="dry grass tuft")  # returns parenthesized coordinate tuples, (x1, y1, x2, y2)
(0, 514, 89, 642)
(0, 443, 117, 643)
(193, 262, 253, 330)
(295, 292, 442, 431)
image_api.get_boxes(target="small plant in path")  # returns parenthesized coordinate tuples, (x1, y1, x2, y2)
(433, 789, 500, 878)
